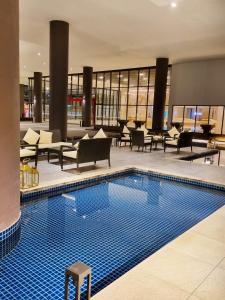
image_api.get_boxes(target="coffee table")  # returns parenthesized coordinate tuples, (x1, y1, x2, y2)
(47, 147, 62, 164)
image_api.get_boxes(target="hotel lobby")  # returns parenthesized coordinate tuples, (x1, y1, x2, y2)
(0, 0, 225, 299)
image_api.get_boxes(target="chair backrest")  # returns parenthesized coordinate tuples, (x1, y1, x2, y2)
(178, 132, 193, 148)
(131, 130, 144, 147)
(77, 138, 112, 163)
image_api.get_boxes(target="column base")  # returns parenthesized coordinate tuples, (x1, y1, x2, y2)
(0, 214, 21, 259)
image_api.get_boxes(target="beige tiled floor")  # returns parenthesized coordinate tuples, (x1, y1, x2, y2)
(21, 144, 225, 300)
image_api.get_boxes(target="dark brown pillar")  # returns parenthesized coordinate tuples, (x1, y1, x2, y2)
(152, 58, 169, 131)
(19, 84, 24, 118)
(33, 72, 42, 123)
(82, 66, 93, 127)
(49, 20, 69, 141)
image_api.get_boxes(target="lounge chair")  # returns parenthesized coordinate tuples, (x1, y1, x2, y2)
(131, 130, 153, 152)
(164, 132, 193, 153)
(60, 138, 112, 170)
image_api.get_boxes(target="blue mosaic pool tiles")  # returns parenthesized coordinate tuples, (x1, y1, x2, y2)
(0, 216, 21, 259)
(2, 173, 225, 299)
(21, 167, 225, 204)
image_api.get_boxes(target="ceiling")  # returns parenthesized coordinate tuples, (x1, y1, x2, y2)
(20, 0, 225, 83)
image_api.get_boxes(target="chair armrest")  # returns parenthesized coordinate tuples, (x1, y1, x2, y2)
(20, 144, 38, 154)
(174, 134, 180, 139)
(60, 145, 75, 152)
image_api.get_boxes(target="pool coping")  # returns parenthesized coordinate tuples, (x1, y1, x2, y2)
(20, 165, 225, 203)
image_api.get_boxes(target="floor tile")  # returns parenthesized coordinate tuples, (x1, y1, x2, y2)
(193, 267, 225, 300)
(168, 231, 225, 266)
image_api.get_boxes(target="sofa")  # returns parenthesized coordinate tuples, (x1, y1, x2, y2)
(61, 138, 112, 170)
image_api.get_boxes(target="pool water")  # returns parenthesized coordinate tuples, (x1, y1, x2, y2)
(1, 173, 225, 299)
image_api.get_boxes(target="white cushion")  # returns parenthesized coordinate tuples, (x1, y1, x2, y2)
(93, 128, 107, 139)
(75, 134, 89, 148)
(20, 149, 36, 158)
(166, 140, 178, 146)
(39, 130, 53, 144)
(192, 139, 208, 144)
(23, 128, 40, 145)
(168, 127, 180, 138)
(122, 126, 130, 134)
(36, 142, 72, 149)
(121, 136, 130, 141)
(63, 150, 77, 159)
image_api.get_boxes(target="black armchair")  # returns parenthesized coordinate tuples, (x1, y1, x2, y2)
(131, 130, 153, 152)
(164, 132, 193, 153)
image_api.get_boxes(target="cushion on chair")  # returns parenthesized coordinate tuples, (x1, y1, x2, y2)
(168, 127, 180, 138)
(63, 150, 77, 159)
(122, 126, 130, 134)
(166, 139, 178, 146)
(20, 149, 36, 158)
(74, 134, 89, 148)
(93, 128, 107, 139)
(23, 128, 40, 145)
(39, 130, 53, 144)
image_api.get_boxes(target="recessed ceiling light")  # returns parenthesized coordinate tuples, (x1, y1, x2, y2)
(37, 52, 41, 56)
(171, 2, 177, 8)
(139, 72, 144, 76)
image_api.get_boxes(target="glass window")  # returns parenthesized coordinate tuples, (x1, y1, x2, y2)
(104, 72, 111, 88)
(120, 71, 128, 87)
(138, 87, 148, 106)
(165, 86, 170, 105)
(129, 70, 138, 87)
(149, 69, 155, 86)
(164, 106, 169, 130)
(146, 106, 153, 129)
(147, 87, 154, 105)
(139, 69, 149, 86)
(97, 73, 104, 88)
(210, 106, 224, 134)
(167, 68, 171, 86)
(92, 73, 97, 88)
(172, 106, 184, 124)
(184, 106, 196, 131)
(127, 106, 136, 122)
(137, 106, 146, 121)
(111, 72, 119, 87)
(119, 106, 127, 120)
(223, 108, 225, 134)
(195, 106, 209, 132)
(120, 88, 128, 106)
(128, 87, 137, 105)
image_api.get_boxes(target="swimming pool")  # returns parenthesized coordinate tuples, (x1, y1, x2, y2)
(1, 172, 225, 299)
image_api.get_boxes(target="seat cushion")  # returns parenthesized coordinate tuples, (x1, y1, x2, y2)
(63, 150, 77, 159)
(39, 130, 53, 144)
(166, 140, 178, 146)
(23, 128, 40, 145)
(37, 142, 72, 149)
(121, 136, 130, 141)
(93, 128, 107, 139)
(168, 127, 180, 138)
(20, 149, 36, 158)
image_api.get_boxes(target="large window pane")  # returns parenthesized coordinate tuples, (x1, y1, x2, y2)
(137, 106, 146, 121)
(164, 106, 169, 130)
(120, 88, 128, 106)
(147, 87, 154, 105)
(127, 106, 136, 122)
(97, 73, 104, 88)
(146, 106, 153, 129)
(149, 69, 155, 86)
(128, 87, 137, 105)
(120, 71, 128, 87)
(104, 72, 111, 88)
(165, 86, 170, 105)
(138, 87, 148, 106)
(223, 108, 225, 134)
(172, 106, 184, 124)
(139, 69, 149, 86)
(195, 106, 209, 132)
(129, 70, 138, 87)
(184, 106, 196, 131)
(111, 72, 119, 87)
(119, 106, 127, 120)
(210, 106, 224, 134)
